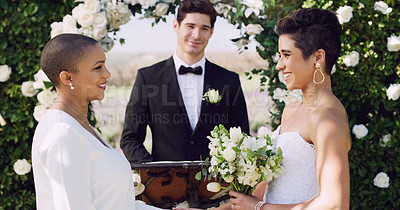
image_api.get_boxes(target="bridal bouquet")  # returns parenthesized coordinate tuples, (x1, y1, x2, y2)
(199, 125, 283, 195)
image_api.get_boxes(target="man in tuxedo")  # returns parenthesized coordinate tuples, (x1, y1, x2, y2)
(121, 0, 249, 165)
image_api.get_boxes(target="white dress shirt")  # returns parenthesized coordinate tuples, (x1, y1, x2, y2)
(173, 52, 205, 130)
(32, 109, 160, 210)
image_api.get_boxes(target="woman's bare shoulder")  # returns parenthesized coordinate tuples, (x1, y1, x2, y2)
(308, 99, 351, 149)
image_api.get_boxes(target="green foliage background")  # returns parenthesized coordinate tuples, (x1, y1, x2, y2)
(0, 0, 399, 209)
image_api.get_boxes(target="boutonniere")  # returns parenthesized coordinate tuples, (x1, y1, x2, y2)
(202, 88, 222, 104)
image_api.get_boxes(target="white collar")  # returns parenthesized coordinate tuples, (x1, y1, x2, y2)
(173, 52, 206, 75)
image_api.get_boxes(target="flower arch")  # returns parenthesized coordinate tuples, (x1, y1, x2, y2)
(30, 0, 276, 122)
(1, 0, 400, 208)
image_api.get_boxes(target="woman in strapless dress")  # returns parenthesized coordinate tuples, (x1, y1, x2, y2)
(228, 8, 351, 210)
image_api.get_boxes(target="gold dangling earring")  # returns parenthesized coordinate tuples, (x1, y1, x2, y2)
(69, 82, 75, 90)
(313, 63, 325, 84)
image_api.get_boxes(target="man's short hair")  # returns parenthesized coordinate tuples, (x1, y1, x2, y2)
(177, 0, 217, 28)
(40, 33, 99, 86)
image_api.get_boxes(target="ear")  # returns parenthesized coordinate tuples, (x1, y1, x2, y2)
(210, 27, 214, 37)
(173, 19, 179, 33)
(59, 70, 73, 87)
(314, 49, 326, 64)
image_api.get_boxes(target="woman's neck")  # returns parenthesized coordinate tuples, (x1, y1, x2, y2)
(51, 93, 90, 125)
(301, 76, 333, 107)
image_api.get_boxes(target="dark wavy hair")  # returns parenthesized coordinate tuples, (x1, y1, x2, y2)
(177, 0, 217, 28)
(275, 8, 342, 74)
(40, 33, 99, 86)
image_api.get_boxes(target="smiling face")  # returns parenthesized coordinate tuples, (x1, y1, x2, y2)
(276, 34, 316, 90)
(174, 13, 213, 63)
(71, 43, 110, 102)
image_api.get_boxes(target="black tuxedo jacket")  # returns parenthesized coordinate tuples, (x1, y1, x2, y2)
(121, 57, 249, 165)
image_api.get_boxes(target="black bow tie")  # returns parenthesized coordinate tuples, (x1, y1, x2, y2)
(178, 65, 203, 75)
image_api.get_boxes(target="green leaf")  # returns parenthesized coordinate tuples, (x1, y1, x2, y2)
(0, 0, 8, 10)
(195, 171, 201, 181)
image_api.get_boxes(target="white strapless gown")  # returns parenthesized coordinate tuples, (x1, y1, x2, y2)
(264, 125, 320, 204)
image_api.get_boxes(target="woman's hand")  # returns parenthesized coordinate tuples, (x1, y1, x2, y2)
(229, 191, 260, 210)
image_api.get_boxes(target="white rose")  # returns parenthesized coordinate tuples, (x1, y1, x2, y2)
(0, 114, 6, 127)
(204, 89, 221, 103)
(380, 134, 391, 146)
(257, 126, 272, 138)
(93, 12, 107, 28)
(72, 3, 86, 20)
(34, 69, 50, 83)
(284, 90, 303, 105)
(79, 26, 93, 37)
(92, 26, 107, 41)
(245, 24, 263, 36)
(229, 127, 242, 143)
(0, 64, 12, 82)
(106, 1, 131, 30)
(336, 6, 353, 24)
(21, 81, 38, 97)
(61, 15, 79, 34)
(33, 69, 50, 89)
(85, 0, 100, 14)
(343, 51, 359, 67)
(132, 173, 141, 184)
(63, 14, 77, 29)
(13, 159, 32, 175)
(373, 172, 390, 188)
(137, 0, 157, 7)
(78, 12, 95, 28)
(273, 88, 287, 102)
(374, 1, 392, 14)
(207, 182, 221, 193)
(352, 124, 368, 139)
(386, 83, 400, 100)
(50, 22, 64, 38)
(387, 35, 400, 52)
(37, 90, 55, 108)
(222, 147, 236, 162)
(33, 105, 47, 122)
(155, 3, 169, 17)
(272, 52, 280, 63)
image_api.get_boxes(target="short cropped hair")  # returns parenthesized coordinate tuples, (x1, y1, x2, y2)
(275, 8, 342, 74)
(40, 33, 99, 86)
(177, 0, 217, 28)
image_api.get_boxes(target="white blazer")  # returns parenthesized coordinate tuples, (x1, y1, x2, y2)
(32, 109, 159, 210)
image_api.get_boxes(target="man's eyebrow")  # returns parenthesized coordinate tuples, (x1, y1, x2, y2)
(280, 49, 291, 53)
(184, 23, 212, 29)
